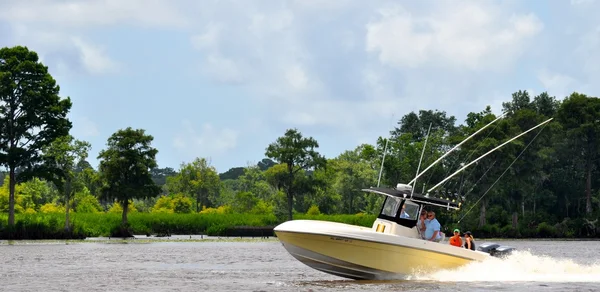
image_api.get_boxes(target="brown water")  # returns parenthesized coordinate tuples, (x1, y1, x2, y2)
(1, 238, 600, 291)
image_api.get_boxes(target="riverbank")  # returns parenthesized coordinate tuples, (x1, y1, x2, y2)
(1, 212, 598, 240)
(0, 236, 280, 245)
(0, 212, 376, 239)
(2, 235, 599, 247)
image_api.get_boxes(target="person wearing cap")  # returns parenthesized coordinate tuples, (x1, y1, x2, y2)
(464, 231, 476, 250)
(449, 228, 463, 247)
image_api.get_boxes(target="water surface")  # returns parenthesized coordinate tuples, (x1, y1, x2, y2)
(1, 238, 600, 291)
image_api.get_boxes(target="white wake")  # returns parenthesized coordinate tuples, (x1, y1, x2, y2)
(408, 250, 600, 282)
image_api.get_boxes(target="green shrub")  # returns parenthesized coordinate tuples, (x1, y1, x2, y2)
(306, 205, 321, 216)
(537, 222, 557, 238)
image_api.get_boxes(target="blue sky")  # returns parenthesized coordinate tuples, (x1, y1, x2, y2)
(1, 0, 598, 173)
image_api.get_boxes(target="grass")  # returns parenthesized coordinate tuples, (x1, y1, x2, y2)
(0, 212, 378, 239)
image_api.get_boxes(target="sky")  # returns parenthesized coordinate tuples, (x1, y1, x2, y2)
(0, 0, 598, 174)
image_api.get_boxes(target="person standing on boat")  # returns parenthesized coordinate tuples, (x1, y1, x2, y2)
(464, 231, 475, 250)
(449, 229, 463, 247)
(424, 211, 442, 242)
(417, 210, 427, 239)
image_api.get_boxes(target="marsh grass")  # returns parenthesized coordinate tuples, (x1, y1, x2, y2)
(0, 212, 377, 239)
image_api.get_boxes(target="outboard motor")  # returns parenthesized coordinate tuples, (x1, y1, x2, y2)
(477, 242, 516, 258)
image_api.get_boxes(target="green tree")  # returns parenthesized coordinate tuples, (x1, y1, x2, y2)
(557, 92, 600, 215)
(76, 161, 101, 198)
(330, 147, 378, 214)
(97, 127, 161, 236)
(43, 135, 91, 232)
(265, 128, 326, 220)
(18, 177, 57, 209)
(74, 187, 103, 213)
(390, 109, 457, 142)
(0, 46, 72, 228)
(165, 157, 221, 212)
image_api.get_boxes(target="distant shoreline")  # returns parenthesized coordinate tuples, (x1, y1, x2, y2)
(2, 236, 599, 245)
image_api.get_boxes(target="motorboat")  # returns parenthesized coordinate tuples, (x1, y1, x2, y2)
(274, 116, 553, 280)
(274, 184, 514, 280)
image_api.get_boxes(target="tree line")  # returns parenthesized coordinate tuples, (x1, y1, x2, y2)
(1, 45, 599, 239)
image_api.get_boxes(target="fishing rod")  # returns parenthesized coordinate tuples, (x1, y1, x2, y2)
(407, 113, 505, 186)
(428, 117, 553, 193)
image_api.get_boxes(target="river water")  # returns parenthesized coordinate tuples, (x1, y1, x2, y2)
(1, 236, 600, 291)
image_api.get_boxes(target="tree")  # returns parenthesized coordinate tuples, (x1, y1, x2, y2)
(219, 167, 245, 180)
(390, 109, 457, 142)
(257, 158, 276, 171)
(97, 127, 161, 236)
(502, 90, 533, 115)
(330, 147, 378, 214)
(165, 157, 221, 212)
(150, 167, 177, 187)
(43, 135, 91, 232)
(557, 92, 600, 215)
(265, 128, 326, 220)
(0, 46, 72, 228)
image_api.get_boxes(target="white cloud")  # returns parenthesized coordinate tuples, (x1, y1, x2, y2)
(173, 121, 238, 158)
(71, 116, 100, 138)
(3, 25, 120, 76)
(206, 54, 243, 83)
(190, 22, 221, 50)
(285, 63, 309, 91)
(538, 69, 577, 98)
(180, 1, 549, 137)
(0, 0, 190, 29)
(0, 0, 191, 76)
(576, 26, 600, 77)
(248, 10, 294, 36)
(365, 2, 543, 71)
(71, 37, 118, 75)
(4, 0, 587, 165)
(571, 0, 595, 5)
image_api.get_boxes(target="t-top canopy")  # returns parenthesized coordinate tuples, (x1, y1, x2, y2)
(362, 187, 461, 210)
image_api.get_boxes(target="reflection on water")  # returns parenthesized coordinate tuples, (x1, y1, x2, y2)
(1, 238, 600, 291)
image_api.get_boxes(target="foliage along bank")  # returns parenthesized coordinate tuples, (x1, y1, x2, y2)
(0, 209, 595, 240)
(0, 208, 376, 239)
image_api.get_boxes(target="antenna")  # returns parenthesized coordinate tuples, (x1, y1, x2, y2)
(427, 117, 553, 193)
(376, 138, 389, 188)
(376, 113, 395, 187)
(407, 113, 505, 186)
(411, 123, 432, 198)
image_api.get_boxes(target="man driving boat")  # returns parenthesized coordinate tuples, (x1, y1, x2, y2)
(424, 211, 442, 242)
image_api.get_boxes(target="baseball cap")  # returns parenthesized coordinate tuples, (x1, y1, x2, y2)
(453, 228, 460, 233)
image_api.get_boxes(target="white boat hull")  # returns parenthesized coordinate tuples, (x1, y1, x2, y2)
(274, 220, 491, 280)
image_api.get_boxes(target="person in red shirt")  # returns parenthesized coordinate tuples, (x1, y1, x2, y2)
(449, 228, 463, 247)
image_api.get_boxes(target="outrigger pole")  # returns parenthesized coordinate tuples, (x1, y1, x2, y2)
(427, 117, 553, 193)
(377, 114, 395, 187)
(407, 113, 505, 186)
(411, 123, 432, 198)
(376, 138, 389, 188)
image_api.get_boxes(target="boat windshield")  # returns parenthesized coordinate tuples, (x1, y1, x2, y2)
(379, 197, 419, 220)
(402, 202, 419, 219)
(381, 196, 401, 217)
(378, 196, 420, 228)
